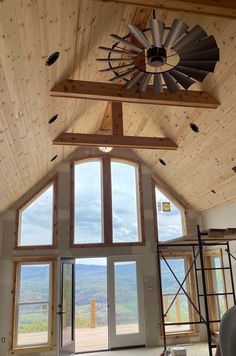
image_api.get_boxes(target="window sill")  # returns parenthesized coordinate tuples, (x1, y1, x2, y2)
(14, 244, 57, 250)
(10, 345, 55, 354)
(71, 241, 145, 248)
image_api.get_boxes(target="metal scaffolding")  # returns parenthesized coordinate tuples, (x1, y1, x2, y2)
(157, 225, 236, 356)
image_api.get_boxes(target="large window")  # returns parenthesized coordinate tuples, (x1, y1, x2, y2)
(161, 254, 196, 335)
(16, 180, 56, 248)
(155, 186, 185, 241)
(12, 260, 55, 351)
(111, 160, 140, 243)
(73, 158, 142, 245)
(74, 160, 102, 244)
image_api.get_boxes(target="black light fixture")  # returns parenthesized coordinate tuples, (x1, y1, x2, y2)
(190, 122, 200, 133)
(159, 158, 167, 166)
(48, 114, 58, 124)
(97, 10, 219, 94)
(45, 52, 60, 66)
(50, 155, 58, 162)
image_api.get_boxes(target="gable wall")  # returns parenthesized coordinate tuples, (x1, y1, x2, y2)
(0, 147, 200, 356)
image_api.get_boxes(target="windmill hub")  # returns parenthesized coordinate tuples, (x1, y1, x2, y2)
(147, 46, 167, 67)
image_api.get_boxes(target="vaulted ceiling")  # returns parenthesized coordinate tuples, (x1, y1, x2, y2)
(0, 0, 235, 215)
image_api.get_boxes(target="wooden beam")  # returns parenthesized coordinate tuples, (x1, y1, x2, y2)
(51, 80, 220, 109)
(111, 102, 123, 136)
(100, 102, 124, 134)
(53, 132, 178, 150)
(99, 7, 151, 132)
(93, 0, 236, 18)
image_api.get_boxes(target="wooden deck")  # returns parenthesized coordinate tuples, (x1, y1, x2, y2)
(75, 324, 139, 352)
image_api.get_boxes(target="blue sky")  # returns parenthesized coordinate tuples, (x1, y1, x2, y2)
(20, 185, 53, 245)
(155, 188, 183, 241)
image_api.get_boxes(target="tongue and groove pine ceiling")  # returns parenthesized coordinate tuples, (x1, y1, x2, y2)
(0, 0, 235, 215)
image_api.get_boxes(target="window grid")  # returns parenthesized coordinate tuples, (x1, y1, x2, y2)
(71, 157, 144, 246)
(13, 261, 54, 350)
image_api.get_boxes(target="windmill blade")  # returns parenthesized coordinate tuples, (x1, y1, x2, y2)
(173, 25, 207, 52)
(139, 73, 152, 93)
(124, 71, 144, 90)
(110, 34, 143, 53)
(100, 63, 135, 73)
(175, 65, 209, 82)
(162, 72, 180, 92)
(169, 69, 195, 90)
(177, 35, 218, 55)
(180, 48, 219, 61)
(109, 67, 139, 82)
(178, 60, 217, 72)
(99, 46, 137, 56)
(150, 18, 165, 47)
(153, 74, 163, 95)
(96, 58, 135, 62)
(164, 19, 189, 49)
(128, 24, 151, 49)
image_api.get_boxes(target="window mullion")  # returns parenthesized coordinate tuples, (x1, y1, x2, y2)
(102, 156, 113, 244)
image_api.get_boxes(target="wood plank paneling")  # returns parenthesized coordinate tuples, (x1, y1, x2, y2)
(0, 1, 235, 214)
(93, 0, 236, 18)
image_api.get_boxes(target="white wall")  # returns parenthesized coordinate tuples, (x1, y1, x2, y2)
(201, 201, 236, 321)
(0, 147, 199, 356)
(201, 201, 236, 229)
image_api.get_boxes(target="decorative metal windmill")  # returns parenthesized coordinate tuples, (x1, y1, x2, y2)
(97, 11, 219, 93)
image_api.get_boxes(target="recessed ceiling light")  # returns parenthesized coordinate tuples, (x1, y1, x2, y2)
(45, 51, 60, 66)
(159, 159, 167, 166)
(50, 155, 58, 162)
(211, 189, 216, 194)
(48, 114, 58, 124)
(232, 166, 236, 173)
(190, 122, 200, 133)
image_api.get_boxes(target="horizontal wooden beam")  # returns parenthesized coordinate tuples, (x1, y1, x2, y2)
(51, 80, 220, 109)
(93, 0, 236, 18)
(53, 133, 178, 150)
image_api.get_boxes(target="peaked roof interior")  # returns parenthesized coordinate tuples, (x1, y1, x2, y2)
(0, 0, 235, 215)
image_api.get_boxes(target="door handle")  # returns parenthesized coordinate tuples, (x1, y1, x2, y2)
(56, 311, 66, 315)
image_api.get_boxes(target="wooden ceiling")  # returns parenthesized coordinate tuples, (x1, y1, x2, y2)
(0, 0, 235, 215)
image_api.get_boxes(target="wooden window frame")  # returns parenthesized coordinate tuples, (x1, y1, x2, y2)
(204, 249, 228, 334)
(152, 178, 187, 242)
(160, 251, 199, 338)
(15, 176, 58, 250)
(70, 155, 145, 247)
(10, 257, 57, 354)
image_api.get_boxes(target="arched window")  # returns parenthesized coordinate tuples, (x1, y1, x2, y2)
(16, 180, 56, 247)
(73, 157, 142, 245)
(154, 186, 185, 241)
(111, 160, 140, 243)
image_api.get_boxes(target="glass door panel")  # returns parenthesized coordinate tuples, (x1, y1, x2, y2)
(75, 258, 108, 353)
(62, 263, 73, 346)
(59, 258, 75, 356)
(114, 262, 139, 335)
(108, 256, 145, 349)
